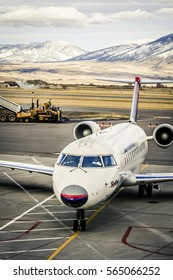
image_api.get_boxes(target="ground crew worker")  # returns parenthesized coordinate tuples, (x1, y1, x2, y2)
(44, 100, 51, 114)
(57, 107, 62, 122)
(45, 100, 51, 109)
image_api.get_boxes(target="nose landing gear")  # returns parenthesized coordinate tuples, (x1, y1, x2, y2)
(73, 209, 86, 231)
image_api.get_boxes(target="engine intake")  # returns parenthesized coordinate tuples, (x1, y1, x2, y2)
(153, 124, 173, 148)
(73, 121, 101, 139)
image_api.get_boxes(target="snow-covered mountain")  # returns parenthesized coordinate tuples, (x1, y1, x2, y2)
(72, 34, 173, 63)
(0, 34, 172, 64)
(71, 44, 138, 62)
(0, 41, 87, 63)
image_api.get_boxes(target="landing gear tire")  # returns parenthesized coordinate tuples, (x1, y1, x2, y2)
(73, 209, 86, 232)
(138, 185, 145, 197)
(146, 184, 152, 198)
(73, 220, 79, 231)
(138, 184, 153, 198)
(80, 220, 86, 231)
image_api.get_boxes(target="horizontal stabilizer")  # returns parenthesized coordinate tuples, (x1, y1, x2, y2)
(97, 77, 173, 84)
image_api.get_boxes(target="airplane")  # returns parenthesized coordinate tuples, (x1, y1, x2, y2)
(0, 76, 173, 232)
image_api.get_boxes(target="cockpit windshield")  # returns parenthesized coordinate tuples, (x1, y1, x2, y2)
(82, 156, 102, 168)
(57, 154, 117, 168)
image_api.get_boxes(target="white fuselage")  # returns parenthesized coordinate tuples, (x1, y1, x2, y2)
(52, 123, 148, 209)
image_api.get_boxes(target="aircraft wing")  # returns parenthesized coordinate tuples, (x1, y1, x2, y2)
(0, 160, 53, 176)
(135, 173, 173, 184)
(120, 171, 173, 186)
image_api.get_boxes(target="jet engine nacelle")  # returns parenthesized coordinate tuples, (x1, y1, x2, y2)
(153, 124, 173, 148)
(73, 121, 101, 139)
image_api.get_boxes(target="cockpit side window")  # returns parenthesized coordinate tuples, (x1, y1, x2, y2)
(57, 153, 66, 165)
(62, 155, 80, 167)
(82, 156, 103, 168)
(102, 155, 117, 167)
(57, 154, 80, 167)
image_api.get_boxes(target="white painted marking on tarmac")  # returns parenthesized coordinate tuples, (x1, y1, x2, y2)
(3, 172, 71, 232)
(31, 156, 45, 166)
(4, 172, 39, 203)
(1, 227, 72, 233)
(28, 211, 76, 215)
(14, 219, 74, 223)
(154, 116, 171, 119)
(1, 237, 66, 243)
(0, 248, 59, 254)
(0, 194, 55, 231)
(29, 210, 96, 215)
(127, 215, 173, 243)
(41, 205, 61, 208)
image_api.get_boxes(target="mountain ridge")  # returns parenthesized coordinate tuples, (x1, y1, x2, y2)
(0, 33, 172, 64)
(72, 33, 173, 63)
(0, 41, 87, 63)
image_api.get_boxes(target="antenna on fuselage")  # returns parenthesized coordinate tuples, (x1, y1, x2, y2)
(129, 76, 141, 124)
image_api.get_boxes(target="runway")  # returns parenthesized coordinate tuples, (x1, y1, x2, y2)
(0, 110, 173, 260)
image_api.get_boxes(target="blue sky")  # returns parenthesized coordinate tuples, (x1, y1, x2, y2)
(0, 0, 173, 50)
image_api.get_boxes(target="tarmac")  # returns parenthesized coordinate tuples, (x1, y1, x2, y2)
(0, 109, 172, 260)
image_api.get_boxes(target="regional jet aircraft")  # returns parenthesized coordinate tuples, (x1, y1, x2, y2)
(0, 76, 173, 231)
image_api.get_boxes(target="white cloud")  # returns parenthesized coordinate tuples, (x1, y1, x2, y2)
(89, 9, 152, 24)
(110, 9, 152, 20)
(0, 6, 153, 27)
(157, 8, 173, 15)
(155, 0, 173, 3)
(0, 6, 87, 27)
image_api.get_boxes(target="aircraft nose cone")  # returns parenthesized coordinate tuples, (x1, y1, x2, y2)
(61, 185, 88, 208)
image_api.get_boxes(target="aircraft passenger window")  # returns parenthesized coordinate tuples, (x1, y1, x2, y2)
(61, 155, 80, 167)
(102, 155, 117, 167)
(82, 156, 103, 168)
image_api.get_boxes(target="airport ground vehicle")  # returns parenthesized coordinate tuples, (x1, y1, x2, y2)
(0, 96, 62, 122)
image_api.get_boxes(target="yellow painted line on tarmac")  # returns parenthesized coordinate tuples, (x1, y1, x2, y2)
(47, 187, 124, 260)
(140, 164, 148, 172)
(86, 187, 124, 226)
(47, 230, 80, 260)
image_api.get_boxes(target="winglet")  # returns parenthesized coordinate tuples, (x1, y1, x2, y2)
(129, 76, 141, 124)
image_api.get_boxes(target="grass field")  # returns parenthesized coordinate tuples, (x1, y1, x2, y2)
(1, 85, 173, 112)
(0, 86, 173, 123)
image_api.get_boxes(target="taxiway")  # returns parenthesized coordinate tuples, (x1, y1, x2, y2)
(0, 109, 172, 260)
